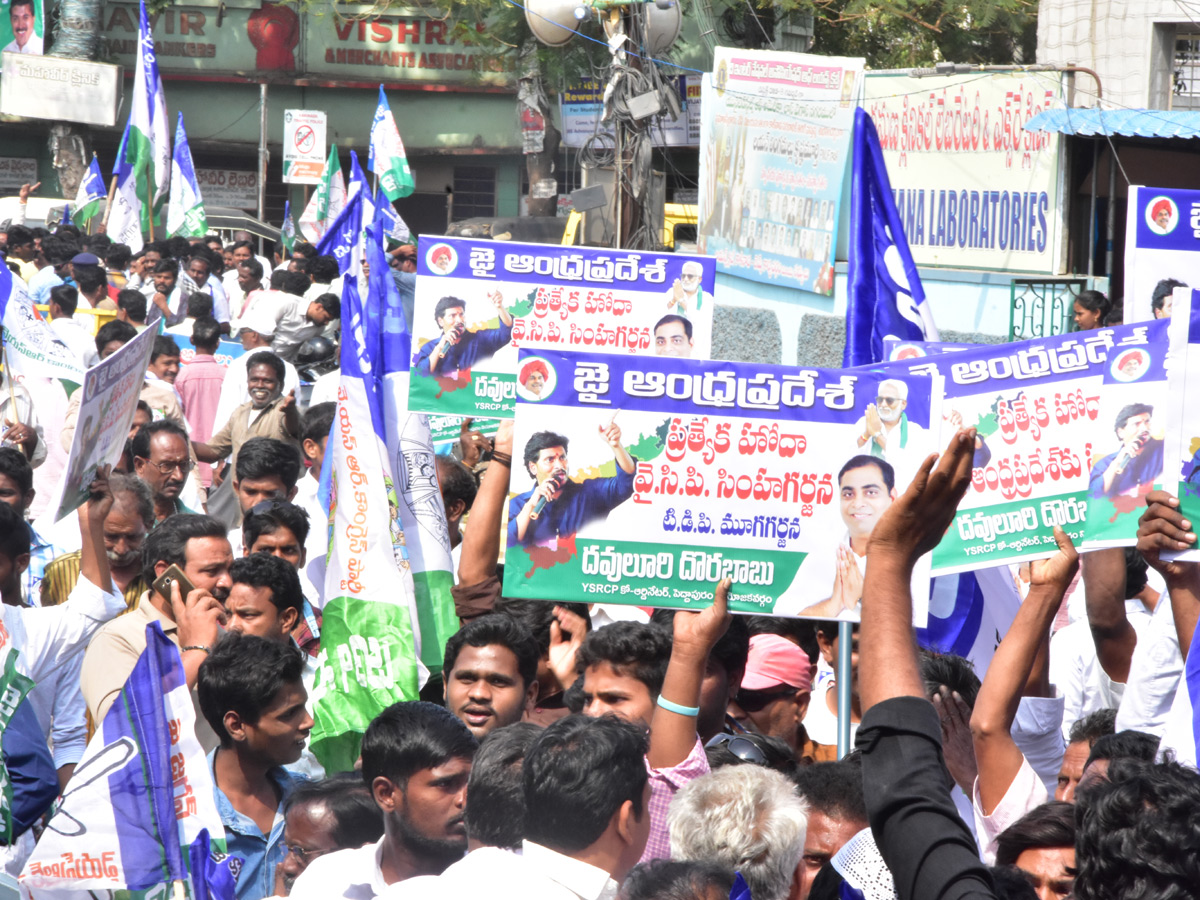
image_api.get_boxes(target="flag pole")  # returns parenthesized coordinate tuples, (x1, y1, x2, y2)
(1, 342, 19, 429)
(101, 176, 119, 230)
(146, 176, 155, 243)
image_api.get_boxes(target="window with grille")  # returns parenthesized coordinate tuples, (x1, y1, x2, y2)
(452, 166, 496, 219)
(1172, 34, 1200, 109)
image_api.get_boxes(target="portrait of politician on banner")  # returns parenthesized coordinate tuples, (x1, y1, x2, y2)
(1124, 185, 1200, 323)
(501, 349, 939, 624)
(407, 236, 717, 419)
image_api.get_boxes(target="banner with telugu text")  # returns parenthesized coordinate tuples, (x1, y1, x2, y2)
(407, 237, 716, 419)
(501, 349, 937, 623)
(1123, 185, 1200, 323)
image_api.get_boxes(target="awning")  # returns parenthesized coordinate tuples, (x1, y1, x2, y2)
(1024, 108, 1200, 139)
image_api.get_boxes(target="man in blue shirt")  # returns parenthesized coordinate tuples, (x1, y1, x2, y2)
(198, 632, 312, 900)
(1089, 403, 1164, 500)
(508, 424, 636, 548)
(414, 293, 512, 378)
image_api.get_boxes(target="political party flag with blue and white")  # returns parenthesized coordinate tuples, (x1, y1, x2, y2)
(281, 200, 297, 255)
(21, 623, 236, 900)
(375, 184, 411, 246)
(299, 144, 345, 244)
(916, 565, 1022, 680)
(167, 112, 207, 238)
(0, 265, 86, 389)
(369, 85, 416, 202)
(113, 0, 171, 234)
(73, 156, 106, 228)
(317, 152, 369, 275)
(310, 178, 423, 774)
(843, 107, 938, 369)
(0, 631, 34, 845)
(374, 202, 457, 676)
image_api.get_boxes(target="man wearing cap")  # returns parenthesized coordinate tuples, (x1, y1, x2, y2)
(726, 634, 818, 763)
(212, 313, 300, 442)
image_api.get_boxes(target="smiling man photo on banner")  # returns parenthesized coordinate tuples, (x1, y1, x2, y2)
(854, 378, 925, 476)
(653, 315, 694, 358)
(508, 416, 635, 548)
(414, 290, 513, 379)
(1089, 403, 1164, 500)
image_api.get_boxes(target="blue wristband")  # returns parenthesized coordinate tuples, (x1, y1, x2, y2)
(656, 695, 700, 717)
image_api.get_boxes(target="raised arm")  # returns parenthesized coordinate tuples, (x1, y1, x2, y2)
(1137, 490, 1200, 659)
(457, 420, 512, 587)
(970, 529, 1077, 814)
(1080, 547, 1136, 681)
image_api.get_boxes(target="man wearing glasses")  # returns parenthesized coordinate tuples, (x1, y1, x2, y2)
(854, 379, 925, 472)
(665, 260, 705, 317)
(132, 421, 200, 525)
(724, 633, 818, 763)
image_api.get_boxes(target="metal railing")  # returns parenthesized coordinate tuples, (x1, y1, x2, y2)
(1009, 278, 1087, 341)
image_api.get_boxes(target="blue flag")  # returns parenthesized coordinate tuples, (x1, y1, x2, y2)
(316, 152, 367, 275)
(73, 157, 107, 227)
(843, 108, 938, 368)
(167, 111, 208, 238)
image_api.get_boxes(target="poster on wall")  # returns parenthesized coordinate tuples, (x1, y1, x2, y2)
(1123, 185, 1200, 324)
(863, 71, 1064, 273)
(1, 0, 43, 55)
(698, 47, 864, 296)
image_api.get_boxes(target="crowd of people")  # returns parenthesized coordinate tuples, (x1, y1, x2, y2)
(2, 209, 1200, 900)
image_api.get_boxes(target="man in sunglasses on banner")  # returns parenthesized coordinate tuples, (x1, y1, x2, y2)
(853, 379, 925, 478)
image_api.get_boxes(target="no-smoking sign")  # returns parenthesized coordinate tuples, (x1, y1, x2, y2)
(283, 109, 327, 185)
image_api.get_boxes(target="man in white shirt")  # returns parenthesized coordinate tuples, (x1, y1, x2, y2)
(265, 292, 339, 363)
(179, 248, 231, 328)
(46, 285, 99, 369)
(4, 0, 42, 55)
(399, 714, 651, 900)
(289, 703, 477, 900)
(224, 259, 264, 330)
(296, 402, 334, 605)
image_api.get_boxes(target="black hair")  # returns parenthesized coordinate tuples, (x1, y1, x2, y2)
(493, 597, 592, 657)
(5, 225, 32, 247)
(283, 773, 384, 849)
(1075, 289, 1112, 319)
(1152, 278, 1186, 310)
(141, 513, 227, 589)
(651, 610, 749, 680)
(246, 350, 286, 384)
(1068, 709, 1117, 747)
(269, 270, 289, 290)
(746, 616, 818, 664)
(151, 335, 181, 364)
(576, 621, 672, 698)
(302, 402, 336, 446)
(524, 714, 649, 853)
(436, 456, 477, 514)
(620, 860, 735, 900)
(239, 257, 264, 280)
(308, 255, 339, 284)
(231, 239, 254, 254)
(434, 296, 466, 323)
(106, 243, 132, 270)
(185, 246, 213, 272)
(197, 631, 306, 747)
(166, 236, 192, 260)
(522, 431, 569, 477)
(1123, 548, 1149, 599)
(49, 284, 79, 316)
(1084, 730, 1160, 771)
(281, 271, 312, 297)
(0, 447, 32, 498)
(994, 801, 1075, 866)
(313, 292, 340, 318)
(0, 502, 30, 563)
(919, 649, 981, 710)
(191, 316, 222, 351)
(84, 234, 112, 256)
(75, 265, 108, 295)
(229, 552, 304, 618)
(40, 236, 78, 266)
(234, 437, 302, 490)
(131, 420, 189, 462)
(1074, 759, 1200, 899)
(292, 241, 317, 259)
(1113, 403, 1152, 434)
(704, 732, 797, 775)
(654, 314, 693, 340)
(360, 701, 478, 787)
(790, 760, 868, 825)
(243, 500, 310, 548)
(153, 259, 179, 276)
(186, 293, 214, 319)
(464, 722, 542, 849)
(443, 615, 539, 689)
(837, 454, 895, 493)
(116, 289, 147, 322)
(987, 866, 1038, 900)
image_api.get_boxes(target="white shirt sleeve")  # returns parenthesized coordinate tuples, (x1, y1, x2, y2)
(6, 574, 126, 684)
(1116, 592, 1183, 735)
(971, 755, 1050, 865)
(49, 656, 88, 768)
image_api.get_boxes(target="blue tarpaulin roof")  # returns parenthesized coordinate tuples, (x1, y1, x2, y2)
(1024, 108, 1200, 139)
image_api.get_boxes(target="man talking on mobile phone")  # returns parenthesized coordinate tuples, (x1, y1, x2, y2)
(81, 514, 233, 751)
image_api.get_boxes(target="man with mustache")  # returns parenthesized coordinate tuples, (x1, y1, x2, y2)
(4, 0, 42, 55)
(289, 702, 477, 900)
(81, 513, 232, 751)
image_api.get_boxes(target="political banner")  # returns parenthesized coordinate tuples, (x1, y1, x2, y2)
(1164, 290, 1200, 561)
(698, 47, 864, 296)
(428, 415, 501, 456)
(879, 322, 1170, 572)
(0, 265, 86, 388)
(1123, 185, 1200, 323)
(501, 350, 938, 622)
(407, 236, 717, 419)
(175, 337, 246, 368)
(55, 324, 156, 521)
(863, 71, 1064, 273)
(884, 338, 975, 360)
(0, 0, 44, 55)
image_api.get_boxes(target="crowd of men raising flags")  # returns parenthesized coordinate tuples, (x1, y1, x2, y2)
(0, 184, 1199, 900)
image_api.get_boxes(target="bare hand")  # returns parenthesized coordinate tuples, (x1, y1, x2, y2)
(599, 418, 622, 449)
(868, 429, 976, 563)
(280, 389, 296, 411)
(864, 403, 882, 437)
(458, 418, 493, 468)
(490, 290, 505, 310)
(1, 422, 34, 447)
(838, 545, 863, 610)
(547, 606, 588, 692)
(170, 581, 225, 648)
(948, 410, 963, 430)
(1138, 490, 1200, 582)
(1028, 526, 1079, 594)
(84, 464, 115, 523)
(933, 686, 979, 792)
(493, 419, 514, 457)
(18, 182, 40, 203)
(527, 477, 562, 517)
(443, 324, 462, 345)
(672, 578, 733, 660)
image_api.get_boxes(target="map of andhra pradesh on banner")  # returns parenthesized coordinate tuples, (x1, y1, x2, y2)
(501, 350, 939, 624)
(698, 47, 864, 296)
(878, 321, 1171, 573)
(407, 237, 717, 419)
(1123, 185, 1200, 324)
(863, 71, 1064, 273)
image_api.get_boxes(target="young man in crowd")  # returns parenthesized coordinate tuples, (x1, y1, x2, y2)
(46, 284, 98, 368)
(195, 355, 301, 469)
(442, 614, 539, 739)
(791, 762, 869, 900)
(295, 402, 333, 597)
(175, 316, 228, 490)
(116, 288, 149, 329)
(222, 438, 303, 541)
(262, 291, 339, 363)
(0, 448, 57, 602)
(198, 632, 312, 900)
(288, 702, 477, 900)
(142, 336, 187, 427)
